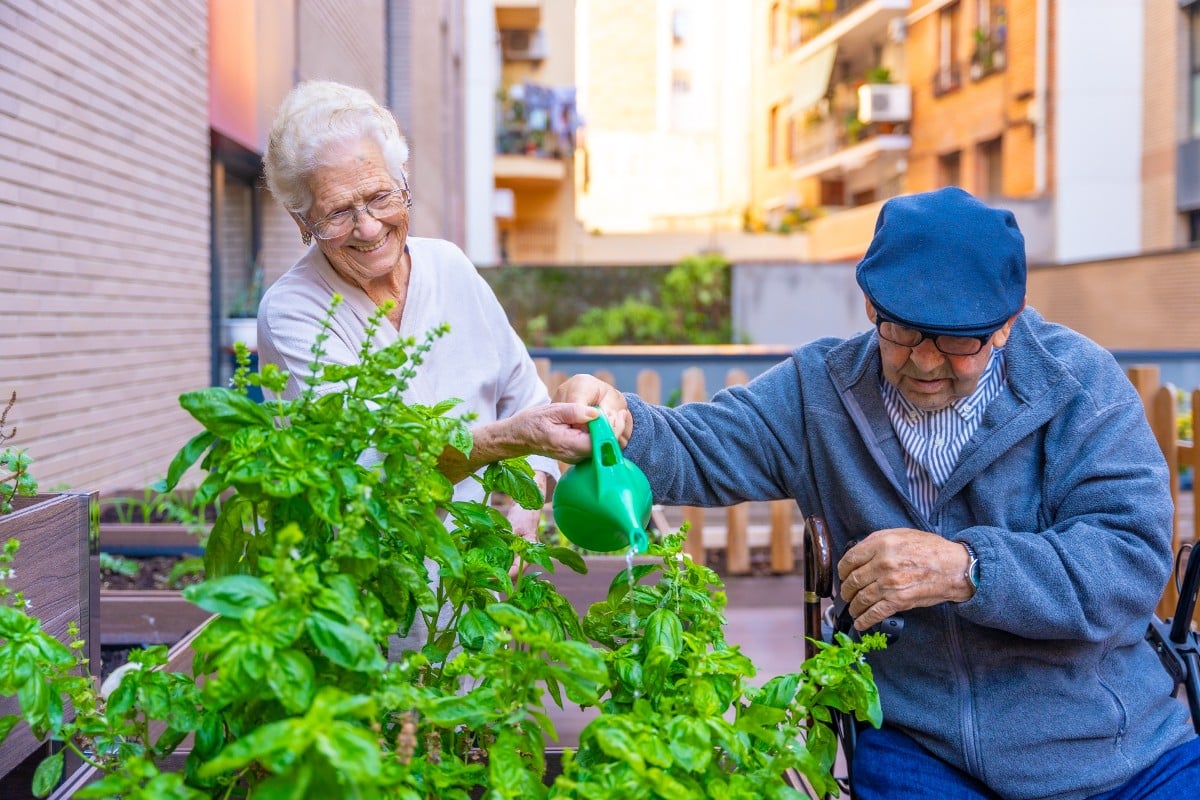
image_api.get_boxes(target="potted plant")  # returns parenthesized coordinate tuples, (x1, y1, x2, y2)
(0, 304, 884, 798)
(220, 260, 263, 354)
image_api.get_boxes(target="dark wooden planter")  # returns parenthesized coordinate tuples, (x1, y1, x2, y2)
(100, 522, 204, 558)
(98, 522, 208, 649)
(0, 492, 97, 792)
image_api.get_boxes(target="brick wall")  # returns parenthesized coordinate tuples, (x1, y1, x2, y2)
(1028, 248, 1200, 350)
(0, 0, 212, 492)
(1, 0, 387, 493)
(905, 0, 1042, 198)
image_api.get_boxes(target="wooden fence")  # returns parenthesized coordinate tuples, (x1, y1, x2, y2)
(1127, 365, 1200, 620)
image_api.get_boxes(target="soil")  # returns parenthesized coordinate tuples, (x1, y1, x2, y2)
(101, 554, 205, 591)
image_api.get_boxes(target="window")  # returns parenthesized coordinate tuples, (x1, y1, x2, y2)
(211, 131, 264, 393)
(976, 137, 1002, 196)
(672, 8, 689, 44)
(1191, 6, 1200, 139)
(768, 103, 781, 167)
(971, 0, 1006, 79)
(939, 150, 962, 187)
(770, 2, 782, 57)
(788, 1, 804, 49)
(787, 113, 798, 163)
(935, 2, 962, 94)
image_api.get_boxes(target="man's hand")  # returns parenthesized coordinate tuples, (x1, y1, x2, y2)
(551, 375, 632, 445)
(837, 528, 976, 631)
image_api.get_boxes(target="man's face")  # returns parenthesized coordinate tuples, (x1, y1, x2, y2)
(866, 300, 1016, 412)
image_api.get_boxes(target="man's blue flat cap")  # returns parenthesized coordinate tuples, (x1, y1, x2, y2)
(855, 186, 1026, 338)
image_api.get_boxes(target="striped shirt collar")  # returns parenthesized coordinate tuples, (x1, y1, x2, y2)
(880, 347, 1008, 519)
(881, 347, 1005, 426)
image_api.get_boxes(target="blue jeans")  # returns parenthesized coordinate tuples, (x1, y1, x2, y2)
(851, 724, 1200, 800)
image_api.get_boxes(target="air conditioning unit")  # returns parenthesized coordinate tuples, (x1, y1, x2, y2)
(857, 83, 911, 124)
(501, 28, 547, 61)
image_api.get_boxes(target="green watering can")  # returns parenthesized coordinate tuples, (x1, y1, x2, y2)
(553, 414, 652, 553)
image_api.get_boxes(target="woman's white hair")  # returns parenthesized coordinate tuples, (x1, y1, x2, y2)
(264, 80, 410, 215)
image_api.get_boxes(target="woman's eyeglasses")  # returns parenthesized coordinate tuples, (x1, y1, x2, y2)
(305, 186, 413, 240)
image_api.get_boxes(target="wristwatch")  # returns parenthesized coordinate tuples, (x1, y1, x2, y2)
(962, 542, 980, 590)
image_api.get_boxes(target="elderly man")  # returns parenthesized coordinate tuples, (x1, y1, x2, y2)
(553, 187, 1200, 799)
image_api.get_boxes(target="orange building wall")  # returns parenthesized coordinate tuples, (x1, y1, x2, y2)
(1142, 1, 1182, 251)
(904, 0, 1045, 199)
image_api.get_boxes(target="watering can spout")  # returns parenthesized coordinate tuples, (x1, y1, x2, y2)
(552, 414, 653, 554)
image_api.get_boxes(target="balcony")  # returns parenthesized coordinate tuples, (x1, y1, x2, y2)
(790, 99, 910, 188)
(790, 0, 910, 64)
(494, 83, 577, 188)
(495, 0, 540, 30)
(969, 28, 1007, 81)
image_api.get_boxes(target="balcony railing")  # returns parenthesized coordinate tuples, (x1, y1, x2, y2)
(792, 0, 877, 40)
(969, 29, 1007, 80)
(931, 63, 964, 97)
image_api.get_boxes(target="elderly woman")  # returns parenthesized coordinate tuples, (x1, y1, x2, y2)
(257, 80, 591, 535)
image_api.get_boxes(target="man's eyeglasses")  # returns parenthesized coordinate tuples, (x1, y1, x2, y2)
(305, 185, 413, 241)
(875, 318, 992, 356)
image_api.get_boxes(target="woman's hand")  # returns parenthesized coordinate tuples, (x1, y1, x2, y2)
(439, 402, 601, 482)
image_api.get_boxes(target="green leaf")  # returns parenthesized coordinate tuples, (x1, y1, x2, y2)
(204, 497, 255, 578)
(198, 718, 306, 776)
(458, 608, 501, 653)
(183, 575, 277, 619)
(31, 750, 63, 798)
(315, 722, 382, 782)
(305, 612, 386, 672)
(666, 716, 712, 772)
(267, 649, 315, 713)
(425, 524, 465, 580)
(757, 673, 801, 709)
(482, 458, 542, 510)
(0, 714, 19, 745)
(548, 546, 587, 574)
(159, 430, 216, 491)
(180, 388, 275, 437)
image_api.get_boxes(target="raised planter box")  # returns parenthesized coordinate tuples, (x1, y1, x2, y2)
(0, 492, 97, 791)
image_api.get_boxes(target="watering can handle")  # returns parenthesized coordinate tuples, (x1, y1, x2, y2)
(587, 412, 622, 467)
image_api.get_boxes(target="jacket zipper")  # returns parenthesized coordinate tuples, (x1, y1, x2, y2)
(945, 605, 982, 776)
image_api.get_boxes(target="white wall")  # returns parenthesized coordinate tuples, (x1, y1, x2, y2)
(463, 3, 498, 264)
(1054, 0, 1144, 261)
(732, 262, 869, 347)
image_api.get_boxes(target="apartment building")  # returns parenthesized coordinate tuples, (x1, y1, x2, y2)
(750, 1, 1149, 266)
(492, 0, 580, 264)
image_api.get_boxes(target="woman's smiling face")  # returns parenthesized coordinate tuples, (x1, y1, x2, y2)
(304, 138, 409, 290)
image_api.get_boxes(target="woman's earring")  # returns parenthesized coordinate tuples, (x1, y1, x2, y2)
(301, 231, 312, 246)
